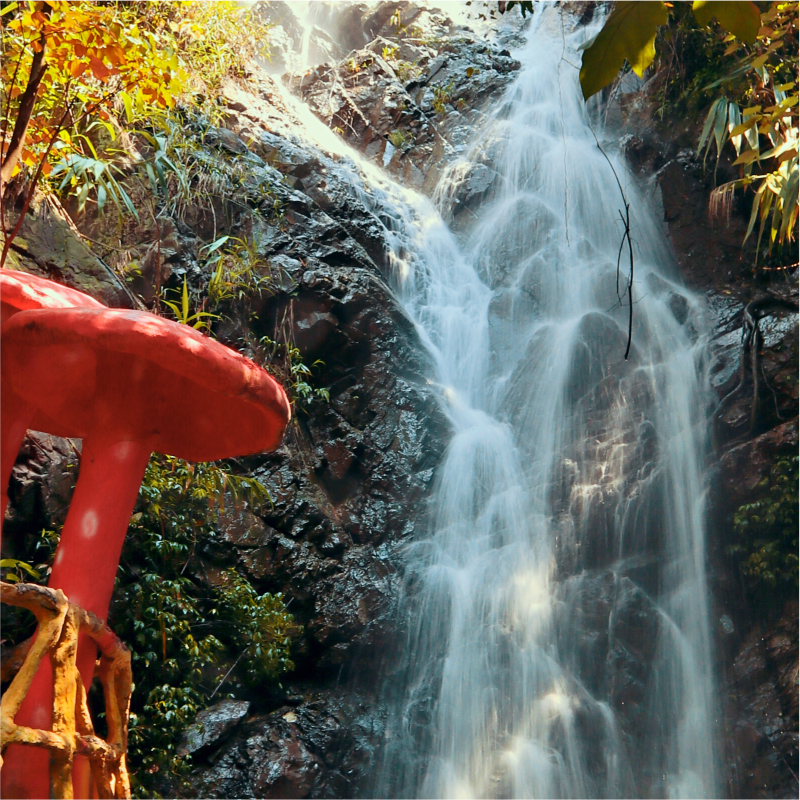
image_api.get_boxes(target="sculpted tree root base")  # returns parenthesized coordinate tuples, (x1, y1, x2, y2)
(0, 581, 132, 799)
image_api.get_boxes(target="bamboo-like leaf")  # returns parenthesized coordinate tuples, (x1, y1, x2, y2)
(698, 97, 726, 160)
(745, 182, 768, 241)
(181, 278, 189, 322)
(733, 149, 759, 166)
(778, 161, 798, 241)
(579, 1, 668, 100)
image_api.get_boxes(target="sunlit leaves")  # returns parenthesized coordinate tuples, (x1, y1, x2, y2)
(1, 0, 184, 183)
(697, 2, 798, 261)
(580, 2, 669, 100)
(580, 0, 767, 101)
(692, 1, 761, 44)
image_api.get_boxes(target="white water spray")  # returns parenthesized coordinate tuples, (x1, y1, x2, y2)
(277, 5, 720, 796)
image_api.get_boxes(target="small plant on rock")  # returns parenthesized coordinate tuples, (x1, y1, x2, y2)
(389, 129, 413, 149)
(432, 81, 455, 115)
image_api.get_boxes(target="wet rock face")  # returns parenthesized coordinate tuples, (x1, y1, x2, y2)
(286, 2, 520, 194)
(4, 432, 79, 547)
(556, 571, 661, 731)
(615, 76, 798, 800)
(175, 691, 385, 799)
(178, 700, 251, 757)
(722, 602, 799, 799)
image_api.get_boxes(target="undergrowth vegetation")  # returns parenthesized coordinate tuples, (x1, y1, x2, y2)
(114, 456, 299, 796)
(730, 455, 799, 595)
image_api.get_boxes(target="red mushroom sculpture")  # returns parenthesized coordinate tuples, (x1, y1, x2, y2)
(0, 269, 105, 529)
(1, 306, 290, 799)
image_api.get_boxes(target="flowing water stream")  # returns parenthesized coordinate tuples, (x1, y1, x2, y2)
(280, 5, 720, 796)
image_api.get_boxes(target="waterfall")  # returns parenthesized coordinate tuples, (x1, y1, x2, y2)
(371, 7, 719, 799)
(277, 4, 720, 796)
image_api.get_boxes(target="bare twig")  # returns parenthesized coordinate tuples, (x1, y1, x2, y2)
(590, 125, 634, 358)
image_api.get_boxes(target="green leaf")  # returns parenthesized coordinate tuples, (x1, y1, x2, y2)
(200, 235, 230, 256)
(579, 1, 669, 100)
(692, 1, 760, 44)
(122, 91, 134, 124)
(97, 184, 107, 212)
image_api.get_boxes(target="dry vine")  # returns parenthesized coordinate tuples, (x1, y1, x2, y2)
(0, 581, 132, 799)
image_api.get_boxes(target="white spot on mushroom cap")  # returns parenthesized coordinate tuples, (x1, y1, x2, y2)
(131, 315, 169, 336)
(30, 704, 50, 727)
(54, 549, 65, 567)
(114, 441, 133, 462)
(82, 509, 99, 540)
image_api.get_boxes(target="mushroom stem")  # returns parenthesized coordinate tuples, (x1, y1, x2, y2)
(0, 386, 34, 536)
(3, 437, 152, 800)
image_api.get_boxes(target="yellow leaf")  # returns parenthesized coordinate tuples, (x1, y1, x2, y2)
(579, 1, 669, 100)
(730, 119, 757, 136)
(733, 149, 759, 165)
(69, 60, 88, 78)
(692, 1, 761, 43)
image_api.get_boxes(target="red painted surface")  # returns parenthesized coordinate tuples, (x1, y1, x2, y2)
(0, 269, 104, 527)
(1, 292, 290, 799)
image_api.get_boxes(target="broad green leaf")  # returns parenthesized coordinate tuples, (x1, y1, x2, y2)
(579, 1, 668, 100)
(97, 184, 107, 212)
(692, 1, 760, 44)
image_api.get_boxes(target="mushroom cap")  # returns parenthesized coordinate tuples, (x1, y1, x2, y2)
(2, 308, 291, 461)
(1, 268, 105, 326)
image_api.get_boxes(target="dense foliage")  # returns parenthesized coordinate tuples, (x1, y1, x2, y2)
(579, 2, 761, 101)
(114, 455, 299, 796)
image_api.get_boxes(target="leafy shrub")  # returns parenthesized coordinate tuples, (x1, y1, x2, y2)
(388, 129, 413, 149)
(114, 455, 297, 797)
(730, 455, 799, 590)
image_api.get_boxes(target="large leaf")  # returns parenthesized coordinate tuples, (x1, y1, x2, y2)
(579, 1, 668, 100)
(692, 1, 760, 44)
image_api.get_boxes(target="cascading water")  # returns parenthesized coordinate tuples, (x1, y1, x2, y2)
(276, 4, 720, 796)
(370, 7, 719, 799)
